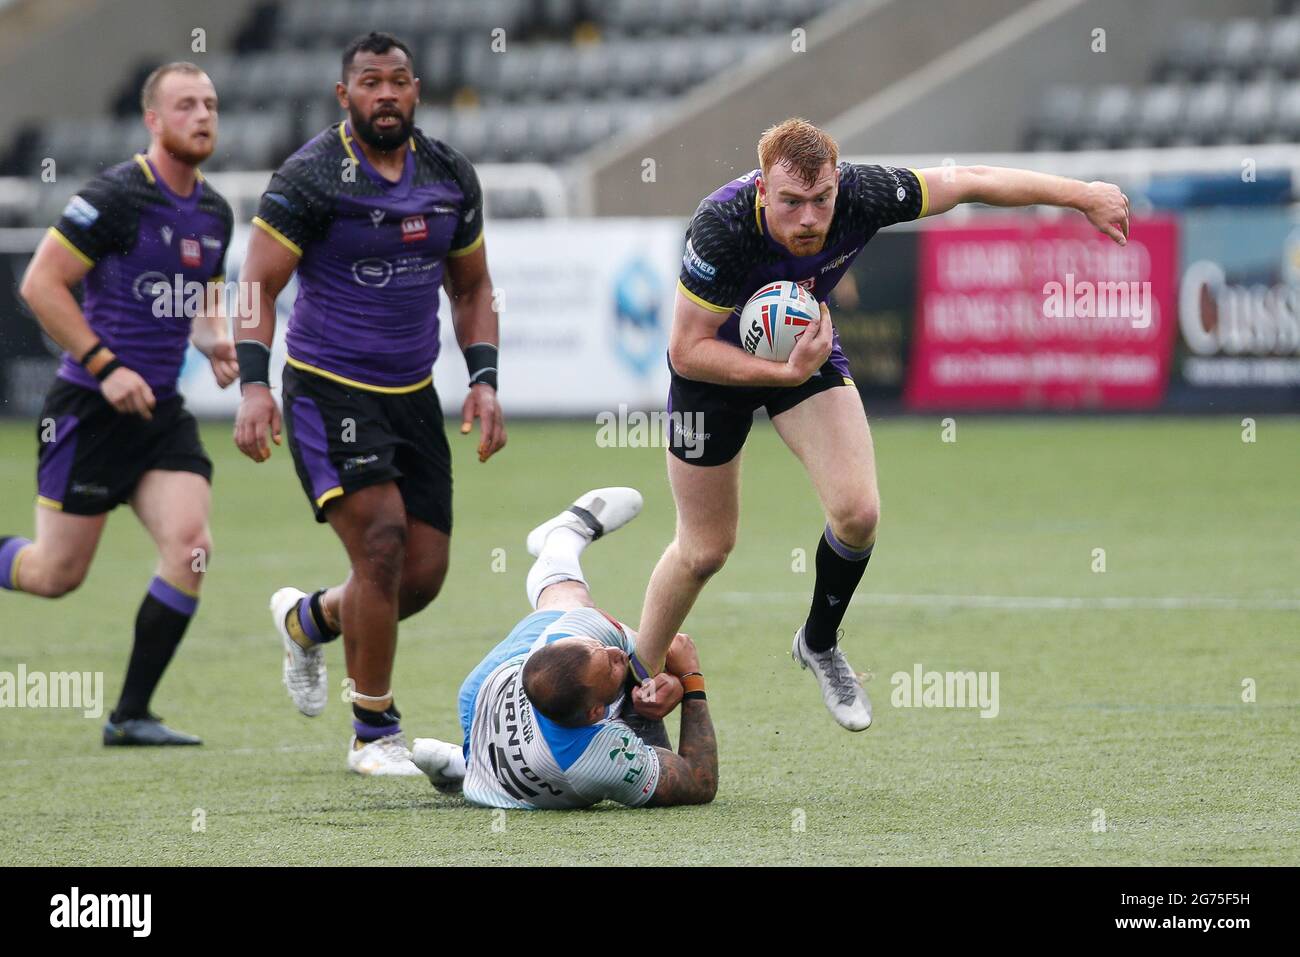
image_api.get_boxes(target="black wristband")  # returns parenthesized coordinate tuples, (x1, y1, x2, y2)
(683, 690, 707, 702)
(94, 358, 123, 382)
(236, 340, 271, 388)
(79, 342, 105, 367)
(464, 342, 498, 391)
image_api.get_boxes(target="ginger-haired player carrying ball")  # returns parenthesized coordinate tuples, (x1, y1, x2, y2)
(631, 117, 1130, 731)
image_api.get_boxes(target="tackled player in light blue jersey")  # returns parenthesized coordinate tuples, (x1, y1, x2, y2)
(411, 488, 717, 809)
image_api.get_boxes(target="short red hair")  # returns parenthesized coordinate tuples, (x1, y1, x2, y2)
(757, 118, 839, 188)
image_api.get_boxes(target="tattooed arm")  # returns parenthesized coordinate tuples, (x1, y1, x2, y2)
(647, 697, 718, 806)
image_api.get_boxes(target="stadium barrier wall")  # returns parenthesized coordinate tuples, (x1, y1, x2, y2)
(1, 210, 1296, 418)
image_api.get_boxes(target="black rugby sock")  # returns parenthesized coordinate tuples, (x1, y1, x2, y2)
(111, 578, 197, 722)
(803, 526, 874, 653)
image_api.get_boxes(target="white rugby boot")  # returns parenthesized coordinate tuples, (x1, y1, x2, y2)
(346, 732, 423, 776)
(271, 586, 328, 717)
(526, 487, 644, 556)
(412, 737, 467, 794)
(792, 625, 872, 732)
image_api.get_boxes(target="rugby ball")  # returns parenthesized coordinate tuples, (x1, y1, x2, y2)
(739, 281, 819, 362)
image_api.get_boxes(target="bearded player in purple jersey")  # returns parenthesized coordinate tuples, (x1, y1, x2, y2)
(2, 63, 236, 746)
(233, 33, 506, 776)
(629, 118, 1131, 731)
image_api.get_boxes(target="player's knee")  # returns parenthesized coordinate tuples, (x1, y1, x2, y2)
(41, 563, 89, 598)
(680, 538, 733, 581)
(175, 530, 213, 576)
(830, 500, 880, 550)
(358, 520, 407, 583)
(400, 557, 446, 617)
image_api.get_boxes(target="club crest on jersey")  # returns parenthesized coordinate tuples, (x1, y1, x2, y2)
(401, 215, 428, 243)
(179, 238, 201, 267)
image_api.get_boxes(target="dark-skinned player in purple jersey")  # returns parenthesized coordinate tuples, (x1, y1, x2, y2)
(3, 63, 237, 746)
(630, 118, 1131, 732)
(233, 33, 506, 776)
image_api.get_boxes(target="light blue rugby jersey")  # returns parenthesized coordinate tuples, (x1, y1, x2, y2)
(460, 607, 661, 810)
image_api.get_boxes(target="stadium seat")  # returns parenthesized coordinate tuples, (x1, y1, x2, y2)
(1161, 20, 1216, 82)
(1181, 81, 1232, 146)
(1225, 78, 1278, 144)
(1028, 86, 1087, 151)
(1215, 18, 1264, 80)
(1274, 80, 1300, 142)
(1264, 16, 1300, 79)
(1130, 84, 1187, 148)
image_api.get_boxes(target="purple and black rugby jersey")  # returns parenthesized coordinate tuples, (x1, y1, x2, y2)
(252, 122, 484, 392)
(677, 163, 929, 356)
(49, 154, 233, 400)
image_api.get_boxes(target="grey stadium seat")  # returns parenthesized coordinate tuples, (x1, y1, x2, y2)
(1131, 83, 1186, 146)
(1163, 20, 1216, 81)
(1264, 16, 1300, 78)
(1274, 80, 1300, 141)
(1182, 81, 1232, 145)
(1215, 18, 1263, 79)
(1225, 78, 1278, 143)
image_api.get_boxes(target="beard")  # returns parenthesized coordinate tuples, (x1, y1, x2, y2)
(787, 232, 826, 255)
(158, 125, 214, 166)
(350, 102, 413, 151)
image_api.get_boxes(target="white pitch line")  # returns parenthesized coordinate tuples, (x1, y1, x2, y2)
(720, 592, 1300, 612)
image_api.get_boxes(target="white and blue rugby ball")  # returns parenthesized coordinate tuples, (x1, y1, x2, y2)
(738, 281, 819, 362)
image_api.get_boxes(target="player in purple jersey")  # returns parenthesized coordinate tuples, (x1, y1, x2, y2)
(232, 33, 506, 775)
(630, 118, 1130, 731)
(2, 63, 237, 746)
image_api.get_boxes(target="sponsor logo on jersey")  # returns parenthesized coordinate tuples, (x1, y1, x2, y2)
(63, 195, 99, 229)
(819, 245, 860, 274)
(683, 239, 717, 282)
(180, 238, 201, 267)
(200, 235, 222, 249)
(795, 276, 816, 291)
(369, 209, 385, 227)
(351, 258, 393, 287)
(401, 215, 428, 243)
(160, 225, 174, 246)
(886, 166, 908, 203)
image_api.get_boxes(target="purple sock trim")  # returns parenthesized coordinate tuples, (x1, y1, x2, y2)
(297, 597, 326, 644)
(0, 538, 32, 590)
(148, 576, 198, 617)
(824, 524, 874, 562)
(354, 720, 400, 742)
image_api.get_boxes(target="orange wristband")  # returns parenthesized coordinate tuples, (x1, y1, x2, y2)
(681, 673, 706, 695)
(83, 347, 117, 378)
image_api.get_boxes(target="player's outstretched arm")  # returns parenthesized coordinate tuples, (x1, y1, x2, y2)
(232, 226, 296, 462)
(20, 234, 156, 419)
(444, 242, 506, 463)
(916, 165, 1130, 245)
